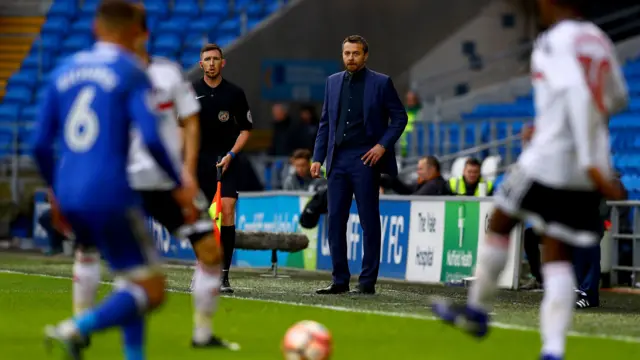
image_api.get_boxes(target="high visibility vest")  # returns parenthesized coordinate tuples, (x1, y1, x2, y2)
(399, 109, 418, 156)
(448, 177, 493, 196)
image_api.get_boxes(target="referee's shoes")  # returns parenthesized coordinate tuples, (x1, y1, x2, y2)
(220, 273, 234, 294)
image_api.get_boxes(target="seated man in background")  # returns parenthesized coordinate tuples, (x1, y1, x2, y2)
(448, 158, 493, 196)
(283, 149, 325, 191)
(381, 156, 448, 195)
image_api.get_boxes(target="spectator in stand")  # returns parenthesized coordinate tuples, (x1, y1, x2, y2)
(283, 149, 325, 191)
(398, 91, 422, 157)
(288, 105, 319, 152)
(268, 103, 295, 156)
(381, 156, 448, 195)
(448, 158, 494, 196)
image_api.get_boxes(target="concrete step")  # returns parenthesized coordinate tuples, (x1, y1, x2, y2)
(0, 62, 20, 72)
(0, 24, 42, 35)
(0, 53, 26, 62)
(0, 36, 36, 45)
(0, 69, 15, 79)
(0, 43, 31, 53)
(0, 17, 45, 27)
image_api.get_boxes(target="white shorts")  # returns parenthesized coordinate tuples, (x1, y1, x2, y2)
(494, 166, 602, 247)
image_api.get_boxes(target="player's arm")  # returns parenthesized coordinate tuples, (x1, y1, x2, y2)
(229, 88, 252, 155)
(31, 82, 59, 185)
(129, 71, 182, 186)
(560, 38, 621, 199)
(312, 78, 329, 164)
(175, 76, 201, 178)
(378, 76, 408, 150)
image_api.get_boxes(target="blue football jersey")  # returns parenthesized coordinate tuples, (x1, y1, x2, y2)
(32, 42, 181, 212)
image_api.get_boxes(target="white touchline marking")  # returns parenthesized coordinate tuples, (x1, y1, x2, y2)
(1, 269, 639, 345)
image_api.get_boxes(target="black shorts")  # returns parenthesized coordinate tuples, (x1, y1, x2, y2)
(494, 166, 602, 247)
(197, 154, 239, 202)
(139, 190, 213, 245)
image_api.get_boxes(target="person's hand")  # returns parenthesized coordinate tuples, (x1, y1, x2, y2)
(49, 189, 72, 238)
(362, 144, 386, 166)
(311, 162, 322, 178)
(216, 154, 232, 174)
(521, 125, 535, 143)
(604, 180, 625, 200)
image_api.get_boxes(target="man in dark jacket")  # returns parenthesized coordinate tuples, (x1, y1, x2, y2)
(382, 156, 448, 195)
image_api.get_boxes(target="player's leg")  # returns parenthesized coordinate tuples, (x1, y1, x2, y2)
(432, 167, 526, 337)
(140, 191, 237, 349)
(538, 189, 600, 360)
(72, 244, 101, 316)
(539, 237, 575, 360)
(45, 209, 166, 360)
(219, 162, 240, 293)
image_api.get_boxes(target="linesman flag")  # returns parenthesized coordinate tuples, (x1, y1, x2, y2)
(208, 157, 223, 245)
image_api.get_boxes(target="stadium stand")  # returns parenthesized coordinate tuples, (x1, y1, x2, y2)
(0, 0, 287, 160)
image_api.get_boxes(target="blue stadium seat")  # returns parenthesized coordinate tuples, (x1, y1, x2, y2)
(180, 52, 200, 69)
(151, 49, 178, 61)
(247, 18, 261, 31)
(35, 88, 48, 104)
(71, 17, 93, 32)
(173, 1, 200, 17)
(3, 87, 33, 106)
(61, 34, 94, 52)
(627, 81, 640, 96)
(630, 99, 640, 113)
(7, 70, 38, 89)
(188, 17, 218, 34)
(20, 106, 39, 123)
(143, 1, 169, 17)
(33, 34, 62, 52)
(245, 3, 264, 18)
(40, 17, 70, 35)
(217, 18, 241, 38)
(234, 0, 255, 11)
(152, 34, 182, 53)
(80, 0, 100, 16)
(0, 104, 20, 124)
(265, 0, 283, 14)
(213, 35, 235, 48)
(21, 51, 52, 73)
(47, 1, 77, 17)
(183, 35, 208, 52)
(155, 17, 190, 35)
(202, 1, 228, 18)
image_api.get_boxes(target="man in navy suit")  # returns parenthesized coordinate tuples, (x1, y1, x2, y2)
(311, 35, 408, 295)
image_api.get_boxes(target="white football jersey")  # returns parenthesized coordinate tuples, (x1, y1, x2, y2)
(518, 19, 628, 190)
(128, 57, 200, 190)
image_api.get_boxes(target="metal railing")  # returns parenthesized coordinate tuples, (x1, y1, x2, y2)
(608, 200, 640, 287)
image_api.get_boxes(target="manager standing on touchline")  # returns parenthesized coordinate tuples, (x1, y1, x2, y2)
(311, 35, 408, 295)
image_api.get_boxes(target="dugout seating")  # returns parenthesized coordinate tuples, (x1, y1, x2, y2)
(0, 0, 287, 157)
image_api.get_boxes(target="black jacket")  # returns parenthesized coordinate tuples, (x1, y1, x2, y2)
(381, 175, 449, 196)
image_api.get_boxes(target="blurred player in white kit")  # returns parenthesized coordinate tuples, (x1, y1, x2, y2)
(432, 1, 629, 359)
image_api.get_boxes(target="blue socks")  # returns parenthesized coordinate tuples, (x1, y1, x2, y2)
(74, 289, 140, 337)
(122, 316, 145, 360)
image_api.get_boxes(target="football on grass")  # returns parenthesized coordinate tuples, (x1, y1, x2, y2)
(282, 320, 332, 360)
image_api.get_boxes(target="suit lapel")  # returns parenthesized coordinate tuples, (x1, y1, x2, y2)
(363, 68, 371, 124)
(330, 72, 344, 127)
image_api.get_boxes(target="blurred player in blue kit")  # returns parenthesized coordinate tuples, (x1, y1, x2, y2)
(31, 1, 196, 359)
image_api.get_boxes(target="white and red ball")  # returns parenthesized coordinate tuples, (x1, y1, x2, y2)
(282, 320, 332, 360)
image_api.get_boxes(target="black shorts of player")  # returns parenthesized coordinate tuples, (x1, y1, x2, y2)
(495, 169, 602, 247)
(139, 191, 213, 246)
(197, 154, 239, 202)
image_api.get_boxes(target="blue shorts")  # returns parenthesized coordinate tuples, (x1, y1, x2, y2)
(64, 207, 160, 272)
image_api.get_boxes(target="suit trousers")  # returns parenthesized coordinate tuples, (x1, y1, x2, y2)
(327, 145, 381, 287)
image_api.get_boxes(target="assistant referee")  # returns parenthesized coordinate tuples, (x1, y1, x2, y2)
(192, 43, 253, 294)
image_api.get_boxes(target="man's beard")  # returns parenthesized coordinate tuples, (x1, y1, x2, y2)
(204, 70, 220, 80)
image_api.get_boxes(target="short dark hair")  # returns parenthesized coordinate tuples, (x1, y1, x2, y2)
(200, 43, 224, 59)
(96, 0, 140, 28)
(342, 35, 368, 54)
(291, 149, 312, 161)
(465, 158, 482, 168)
(132, 3, 148, 32)
(424, 156, 441, 172)
(556, 0, 590, 14)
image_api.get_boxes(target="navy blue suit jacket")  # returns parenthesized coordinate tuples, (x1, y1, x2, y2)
(312, 68, 408, 176)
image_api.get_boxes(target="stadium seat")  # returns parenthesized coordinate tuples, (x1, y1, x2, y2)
(151, 49, 178, 61)
(61, 34, 94, 52)
(3, 87, 32, 106)
(0, 104, 20, 124)
(247, 18, 262, 31)
(183, 35, 208, 52)
(33, 34, 62, 52)
(71, 17, 94, 33)
(80, 0, 100, 16)
(450, 157, 468, 178)
(152, 34, 182, 53)
(173, 1, 200, 18)
(481, 155, 501, 182)
(213, 35, 235, 48)
(265, 0, 283, 14)
(143, 1, 169, 17)
(201, 1, 228, 18)
(155, 17, 190, 35)
(40, 17, 70, 35)
(180, 52, 200, 69)
(188, 17, 219, 34)
(47, 1, 77, 17)
(217, 18, 241, 38)
(7, 70, 39, 88)
(20, 106, 39, 123)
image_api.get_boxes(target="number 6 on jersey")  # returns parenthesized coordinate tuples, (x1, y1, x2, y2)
(65, 86, 100, 152)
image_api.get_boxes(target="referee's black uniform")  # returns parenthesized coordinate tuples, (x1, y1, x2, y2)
(192, 77, 253, 286)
